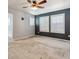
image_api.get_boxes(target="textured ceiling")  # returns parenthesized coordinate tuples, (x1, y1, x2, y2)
(8, 0, 70, 15)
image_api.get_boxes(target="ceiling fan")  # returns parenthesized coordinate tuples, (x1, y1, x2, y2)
(22, 0, 47, 9)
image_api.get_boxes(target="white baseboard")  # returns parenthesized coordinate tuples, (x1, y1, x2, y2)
(13, 35, 35, 41)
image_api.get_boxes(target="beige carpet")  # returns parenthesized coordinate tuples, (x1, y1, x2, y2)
(8, 36, 70, 59)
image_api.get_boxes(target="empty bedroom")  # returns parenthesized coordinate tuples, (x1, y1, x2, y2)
(8, 0, 70, 59)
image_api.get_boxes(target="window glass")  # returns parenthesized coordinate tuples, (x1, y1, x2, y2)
(30, 16, 35, 26)
(51, 13, 65, 33)
(39, 16, 49, 32)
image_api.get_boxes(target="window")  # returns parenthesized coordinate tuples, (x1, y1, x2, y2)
(50, 13, 65, 33)
(30, 16, 35, 26)
(39, 16, 49, 32)
(8, 15, 11, 26)
(8, 13, 13, 38)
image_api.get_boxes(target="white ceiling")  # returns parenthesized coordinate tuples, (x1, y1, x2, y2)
(8, 0, 70, 15)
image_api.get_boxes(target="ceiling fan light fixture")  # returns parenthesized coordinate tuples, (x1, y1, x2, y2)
(31, 6, 38, 10)
(23, 0, 47, 9)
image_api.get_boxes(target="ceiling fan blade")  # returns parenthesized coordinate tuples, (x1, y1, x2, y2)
(36, 6, 44, 8)
(22, 6, 28, 8)
(38, 0, 47, 5)
(27, 0, 31, 3)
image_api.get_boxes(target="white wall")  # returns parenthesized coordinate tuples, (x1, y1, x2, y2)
(8, 8, 35, 40)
